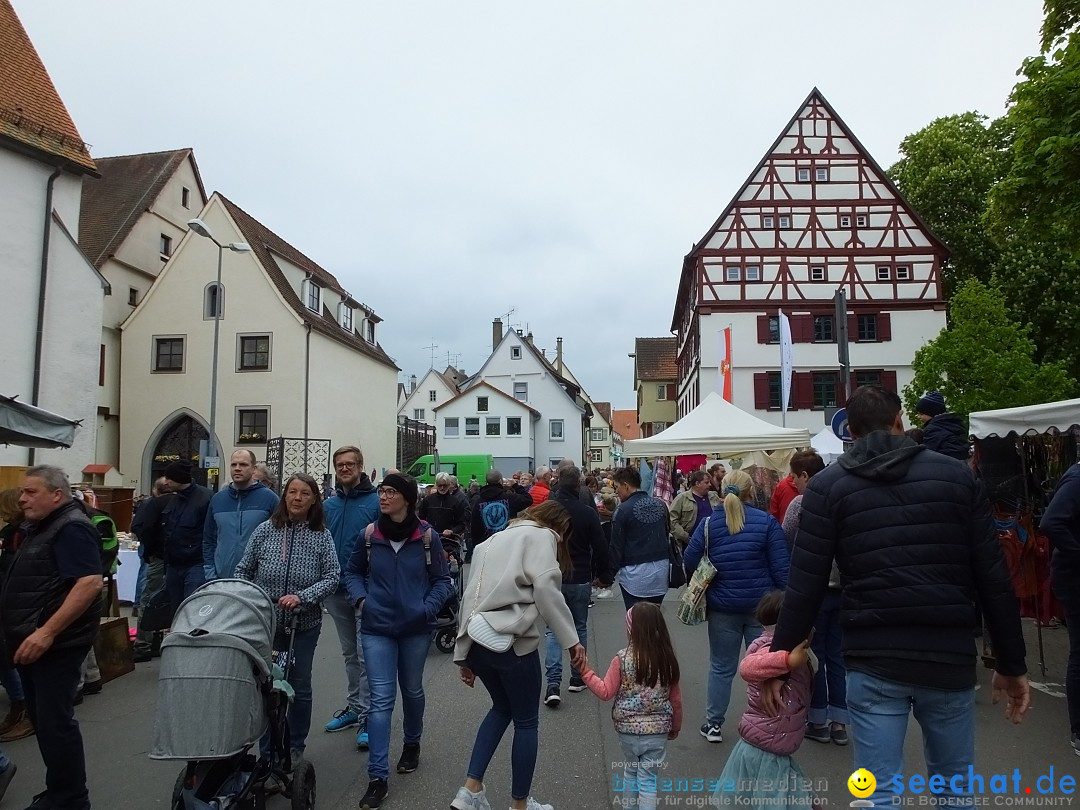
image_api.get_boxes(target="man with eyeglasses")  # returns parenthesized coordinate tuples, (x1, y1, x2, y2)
(322, 445, 380, 748)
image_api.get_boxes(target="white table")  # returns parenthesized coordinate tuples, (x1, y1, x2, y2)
(115, 548, 141, 604)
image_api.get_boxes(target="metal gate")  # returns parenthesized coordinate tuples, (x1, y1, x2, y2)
(265, 437, 332, 492)
(396, 417, 435, 471)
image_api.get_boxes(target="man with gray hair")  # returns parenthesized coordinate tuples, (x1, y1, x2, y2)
(3, 465, 103, 809)
(418, 472, 467, 539)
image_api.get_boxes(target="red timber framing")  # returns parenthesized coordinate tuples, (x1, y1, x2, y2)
(671, 88, 949, 401)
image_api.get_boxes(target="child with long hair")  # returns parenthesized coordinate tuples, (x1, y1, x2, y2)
(714, 591, 819, 809)
(580, 602, 682, 810)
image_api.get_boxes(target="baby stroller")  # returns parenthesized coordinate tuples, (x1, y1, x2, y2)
(433, 534, 466, 653)
(150, 579, 317, 810)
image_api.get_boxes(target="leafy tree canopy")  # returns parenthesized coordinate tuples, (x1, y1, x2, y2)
(887, 113, 1011, 296)
(1041, 0, 1080, 51)
(903, 279, 1077, 424)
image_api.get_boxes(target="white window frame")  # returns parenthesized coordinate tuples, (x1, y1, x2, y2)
(589, 449, 603, 463)
(725, 266, 741, 282)
(839, 215, 851, 228)
(811, 266, 826, 281)
(486, 417, 501, 436)
(549, 419, 564, 441)
(302, 279, 321, 312)
(429, 390, 437, 402)
(797, 168, 811, 182)
(465, 417, 480, 437)
(513, 382, 528, 402)
(745, 265, 761, 282)
(338, 302, 354, 331)
(510, 345, 522, 359)
(895, 265, 911, 280)
(779, 215, 791, 228)
(413, 408, 425, 421)
(762, 215, 774, 228)
(590, 428, 606, 442)
(657, 384, 668, 401)
(877, 265, 891, 281)
(507, 417, 522, 436)
(815, 167, 829, 182)
(444, 417, 459, 437)
(857, 214, 868, 227)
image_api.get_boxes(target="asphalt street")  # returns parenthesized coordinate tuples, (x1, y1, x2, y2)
(0, 593, 1073, 810)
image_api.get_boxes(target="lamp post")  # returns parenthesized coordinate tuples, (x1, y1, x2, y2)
(187, 217, 251, 487)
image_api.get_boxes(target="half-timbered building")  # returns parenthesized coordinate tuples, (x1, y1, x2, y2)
(672, 88, 948, 433)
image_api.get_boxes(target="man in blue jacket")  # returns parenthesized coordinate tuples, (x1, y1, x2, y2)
(322, 445, 380, 747)
(161, 461, 213, 610)
(203, 449, 278, 580)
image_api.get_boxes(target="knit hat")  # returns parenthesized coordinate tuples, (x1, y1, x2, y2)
(381, 472, 418, 510)
(163, 461, 193, 485)
(916, 391, 947, 418)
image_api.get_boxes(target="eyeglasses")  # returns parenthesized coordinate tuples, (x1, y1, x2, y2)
(335, 462, 358, 470)
(377, 487, 400, 498)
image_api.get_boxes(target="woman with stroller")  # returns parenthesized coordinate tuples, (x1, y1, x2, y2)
(345, 473, 454, 810)
(450, 500, 585, 810)
(234, 473, 340, 762)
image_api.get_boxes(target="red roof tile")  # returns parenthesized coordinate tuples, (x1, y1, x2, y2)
(611, 409, 641, 440)
(634, 337, 677, 380)
(0, 0, 95, 173)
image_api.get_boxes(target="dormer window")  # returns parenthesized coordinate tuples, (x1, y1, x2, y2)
(338, 302, 354, 331)
(302, 279, 321, 312)
(364, 319, 375, 343)
(159, 233, 172, 261)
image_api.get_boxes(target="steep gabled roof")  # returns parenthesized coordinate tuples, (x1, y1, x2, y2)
(0, 0, 95, 173)
(593, 401, 612, 424)
(219, 195, 398, 370)
(435, 381, 541, 417)
(79, 149, 207, 268)
(634, 337, 677, 381)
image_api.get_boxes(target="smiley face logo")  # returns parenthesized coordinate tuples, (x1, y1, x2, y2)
(847, 769, 876, 799)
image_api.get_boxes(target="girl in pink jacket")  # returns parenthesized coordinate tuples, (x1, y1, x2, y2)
(714, 591, 821, 809)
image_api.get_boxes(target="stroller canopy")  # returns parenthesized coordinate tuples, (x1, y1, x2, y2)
(170, 578, 276, 665)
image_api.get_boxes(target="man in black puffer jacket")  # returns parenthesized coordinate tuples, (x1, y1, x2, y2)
(770, 385, 1029, 806)
(916, 390, 971, 461)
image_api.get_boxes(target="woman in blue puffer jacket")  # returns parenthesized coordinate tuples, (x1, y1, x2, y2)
(683, 469, 789, 745)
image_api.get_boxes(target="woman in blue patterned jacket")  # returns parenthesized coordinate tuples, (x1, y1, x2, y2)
(683, 469, 790, 745)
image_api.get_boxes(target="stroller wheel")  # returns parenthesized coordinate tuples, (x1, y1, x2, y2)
(291, 759, 316, 810)
(171, 767, 186, 810)
(435, 628, 455, 654)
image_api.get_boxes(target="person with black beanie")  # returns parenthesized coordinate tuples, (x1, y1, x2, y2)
(344, 473, 454, 809)
(916, 391, 970, 461)
(160, 461, 212, 612)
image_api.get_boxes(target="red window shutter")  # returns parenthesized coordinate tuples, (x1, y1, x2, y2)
(753, 373, 769, 409)
(794, 372, 814, 409)
(666, 384, 674, 400)
(793, 314, 813, 343)
(879, 313, 892, 341)
(882, 370, 898, 393)
(757, 315, 771, 343)
(847, 314, 858, 341)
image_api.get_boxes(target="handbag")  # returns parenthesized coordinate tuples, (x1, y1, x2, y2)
(138, 586, 175, 632)
(668, 534, 686, 589)
(678, 517, 718, 627)
(465, 551, 515, 653)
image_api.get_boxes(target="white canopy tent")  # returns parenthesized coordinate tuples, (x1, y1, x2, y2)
(969, 397, 1080, 438)
(622, 392, 811, 458)
(810, 426, 845, 463)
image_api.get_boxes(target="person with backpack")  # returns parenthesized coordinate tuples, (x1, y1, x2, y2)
(471, 470, 533, 553)
(344, 473, 454, 810)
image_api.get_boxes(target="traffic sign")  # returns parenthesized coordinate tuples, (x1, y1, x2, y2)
(202, 456, 221, 469)
(831, 408, 852, 442)
(208, 468, 219, 476)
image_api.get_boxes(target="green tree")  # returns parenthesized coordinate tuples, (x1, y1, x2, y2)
(888, 113, 1011, 297)
(903, 279, 1077, 423)
(1041, 0, 1080, 51)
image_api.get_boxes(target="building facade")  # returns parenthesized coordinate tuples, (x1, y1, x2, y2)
(672, 89, 948, 433)
(632, 337, 677, 438)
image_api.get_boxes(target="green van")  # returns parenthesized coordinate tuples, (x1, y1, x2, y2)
(405, 454, 493, 486)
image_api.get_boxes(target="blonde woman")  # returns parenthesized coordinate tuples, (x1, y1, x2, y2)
(682, 470, 790, 744)
(451, 500, 584, 810)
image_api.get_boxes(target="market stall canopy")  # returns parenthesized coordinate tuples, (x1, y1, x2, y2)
(810, 426, 846, 463)
(969, 397, 1080, 439)
(0, 394, 81, 448)
(622, 392, 810, 458)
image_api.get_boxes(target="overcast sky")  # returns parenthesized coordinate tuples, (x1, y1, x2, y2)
(15, 0, 1044, 409)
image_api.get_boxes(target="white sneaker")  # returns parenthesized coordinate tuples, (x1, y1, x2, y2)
(452, 785, 492, 810)
(518, 799, 553, 810)
(595, 588, 613, 599)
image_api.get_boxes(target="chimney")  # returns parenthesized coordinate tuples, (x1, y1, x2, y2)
(492, 318, 503, 352)
(556, 337, 563, 372)
(409, 374, 417, 393)
(526, 331, 534, 346)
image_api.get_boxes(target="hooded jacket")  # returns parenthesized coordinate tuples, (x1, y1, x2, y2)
(551, 485, 609, 585)
(771, 431, 1026, 689)
(163, 483, 213, 566)
(323, 476, 379, 580)
(203, 480, 279, 580)
(922, 413, 971, 460)
(471, 484, 533, 548)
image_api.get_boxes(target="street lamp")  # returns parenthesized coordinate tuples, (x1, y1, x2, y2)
(187, 217, 251, 483)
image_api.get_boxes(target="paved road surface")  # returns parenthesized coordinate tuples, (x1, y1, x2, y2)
(0, 594, 1072, 809)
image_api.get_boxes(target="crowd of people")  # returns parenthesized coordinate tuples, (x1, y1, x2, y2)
(0, 383, 1061, 809)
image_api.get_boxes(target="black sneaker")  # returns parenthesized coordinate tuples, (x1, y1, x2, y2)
(568, 676, 587, 693)
(133, 648, 153, 663)
(359, 778, 389, 809)
(396, 742, 420, 774)
(544, 684, 561, 707)
(81, 679, 103, 695)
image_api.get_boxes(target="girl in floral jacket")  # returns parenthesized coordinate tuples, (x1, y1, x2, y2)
(581, 603, 682, 810)
(714, 591, 820, 809)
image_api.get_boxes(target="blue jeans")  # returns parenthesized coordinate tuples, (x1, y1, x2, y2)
(621, 591, 665, 612)
(465, 646, 542, 801)
(0, 667, 24, 702)
(616, 732, 668, 810)
(324, 588, 369, 719)
(361, 632, 431, 780)
(705, 610, 762, 728)
(165, 562, 205, 614)
(808, 589, 848, 726)
(287, 624, 321, 753)
(544, 583, 590, 684)
(847, 670, 975, 809)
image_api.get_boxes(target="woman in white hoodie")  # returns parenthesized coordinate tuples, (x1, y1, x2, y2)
(451, 501, 585, 810)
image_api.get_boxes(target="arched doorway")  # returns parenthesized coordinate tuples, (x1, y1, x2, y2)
(150, 414, 209, 488)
